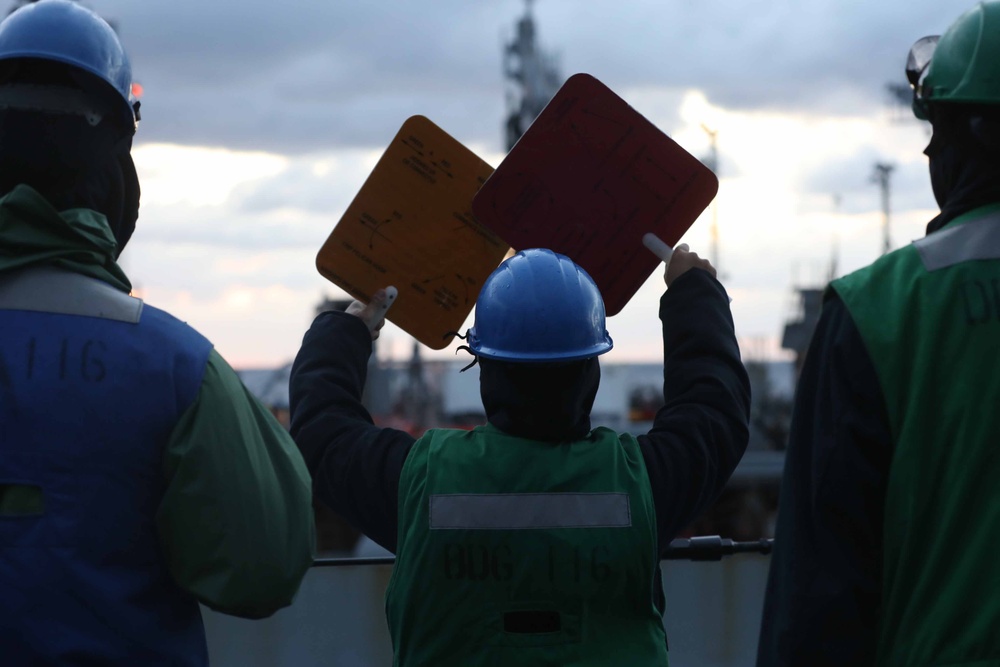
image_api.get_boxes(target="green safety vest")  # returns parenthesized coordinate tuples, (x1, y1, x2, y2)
(831, 203, 1000, 666)
(386, 423, 668, 666)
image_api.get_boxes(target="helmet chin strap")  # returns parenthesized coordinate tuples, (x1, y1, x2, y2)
(445, 330, 479, 372)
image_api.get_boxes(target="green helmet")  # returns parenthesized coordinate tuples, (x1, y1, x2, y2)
(909, 1, 1000, 120)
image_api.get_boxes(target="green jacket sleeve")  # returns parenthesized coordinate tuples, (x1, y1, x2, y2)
(155, 348, 317, 619)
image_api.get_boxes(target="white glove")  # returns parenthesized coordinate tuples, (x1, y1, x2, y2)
(345, 286, 397, 340)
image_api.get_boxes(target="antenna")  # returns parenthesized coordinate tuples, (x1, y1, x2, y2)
(829, 193, 841, 281)
(885, 82, 915, 123)
(701, 124, 720, 271)
(871, 163, 894, 256)
(503, 0, 562, 151)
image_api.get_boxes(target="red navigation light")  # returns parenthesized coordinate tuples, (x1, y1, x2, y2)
(131, 82, 144, 98)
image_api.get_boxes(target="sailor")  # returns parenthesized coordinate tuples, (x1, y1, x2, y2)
(758, 3, 1000, 664)
(291, 245, 749, 665)
(0, 2, 316, 664)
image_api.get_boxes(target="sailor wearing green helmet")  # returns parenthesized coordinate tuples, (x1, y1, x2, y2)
(758, 3, 1000, 665)
(908, 2, 1000, 119)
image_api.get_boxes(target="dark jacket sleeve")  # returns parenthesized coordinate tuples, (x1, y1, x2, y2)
(636, 268, 752, 555)
(289, 311, 416, 553)
(756, 295, 892, 667)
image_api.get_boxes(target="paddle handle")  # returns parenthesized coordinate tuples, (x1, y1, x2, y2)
(642, 233, 678, 262)
(642, 233, 730, 302)
(380, 286, 398, 312)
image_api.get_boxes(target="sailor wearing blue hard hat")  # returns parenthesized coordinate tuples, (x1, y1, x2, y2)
(290, 242, 749, 665)
(0, 3, 317, 664)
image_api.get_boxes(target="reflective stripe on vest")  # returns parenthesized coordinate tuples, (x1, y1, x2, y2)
(914, 212, 1000, 271)
(429, 492, 632, 530)
(0, 266, 142, 323)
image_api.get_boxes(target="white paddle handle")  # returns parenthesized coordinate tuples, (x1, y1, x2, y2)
(642, 233, 673, 262)
(380, 286, 398, 312)
(642, 233, 730, 301)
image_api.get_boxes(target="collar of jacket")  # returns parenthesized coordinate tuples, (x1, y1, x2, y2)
(0, 183, 130, 292)
(937, 200, 1000, 232)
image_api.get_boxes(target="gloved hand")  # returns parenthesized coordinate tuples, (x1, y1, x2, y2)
(664, 244, 717, 287)
(641, 234, 718, 288)
(345, 286, 397, 340)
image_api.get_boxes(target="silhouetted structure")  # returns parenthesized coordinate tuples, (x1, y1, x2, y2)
(503, 0, 562, 151)
(781, 287, 824, 378)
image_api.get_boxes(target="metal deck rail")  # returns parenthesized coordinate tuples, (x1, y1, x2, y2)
(313, 535, 774, 567)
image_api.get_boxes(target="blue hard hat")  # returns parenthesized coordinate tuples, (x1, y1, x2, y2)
(0, 0, 136, 126)
(468, 248, 614, 363)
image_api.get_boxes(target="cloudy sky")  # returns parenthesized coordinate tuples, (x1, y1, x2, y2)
(70, 0, 960, 368)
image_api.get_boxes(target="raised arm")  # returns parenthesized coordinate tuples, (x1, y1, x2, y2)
(289, 289, 416, 552)
(636, 246, 751, 554)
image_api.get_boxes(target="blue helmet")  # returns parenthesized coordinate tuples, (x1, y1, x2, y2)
(0, 0, 137, 127)
(468, 248, 614, 363)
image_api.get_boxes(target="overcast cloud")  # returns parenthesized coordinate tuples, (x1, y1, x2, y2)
(33, 0, 966, 366)
(87, 0, 959, 154)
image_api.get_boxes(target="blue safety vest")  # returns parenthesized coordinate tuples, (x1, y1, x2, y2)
(0, 267, 212, 665)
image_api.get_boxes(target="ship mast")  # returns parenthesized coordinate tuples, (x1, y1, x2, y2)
(502, 0, 562, 151)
